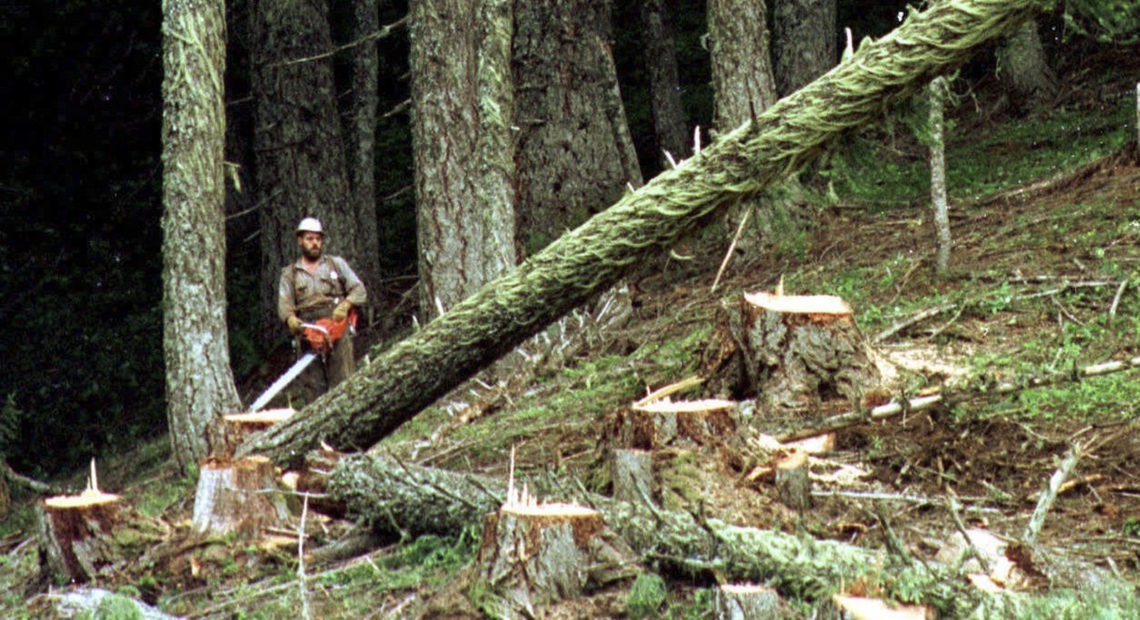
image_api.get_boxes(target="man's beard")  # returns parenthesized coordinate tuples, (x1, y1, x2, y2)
(302, 245, 322, 260)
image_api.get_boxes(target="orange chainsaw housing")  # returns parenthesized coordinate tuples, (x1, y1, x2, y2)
(303, 310, 356, 352)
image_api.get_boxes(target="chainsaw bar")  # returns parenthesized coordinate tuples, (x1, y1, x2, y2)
(248, 351, 318, 412)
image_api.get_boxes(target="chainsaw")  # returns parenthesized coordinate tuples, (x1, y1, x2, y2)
(248, 310, 357, 412)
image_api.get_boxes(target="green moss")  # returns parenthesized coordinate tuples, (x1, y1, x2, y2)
(626, 572, 668, 619)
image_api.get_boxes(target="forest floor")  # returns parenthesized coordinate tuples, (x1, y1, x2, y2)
(6, 48, 1140, 620)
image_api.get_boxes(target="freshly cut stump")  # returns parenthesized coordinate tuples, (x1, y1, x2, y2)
(775, 449, 812, 511)
(37, 491, 121, 584)
(192, 455, 290, 537)
(611, 448, 654, 506)
(476, 503, 604, 615)
(711, 291, 880, 415)
(714, 584, 783, 619)
(210, 408, 295, 458)
(615, 398, 737, 449)
(830, 595, 932, 619)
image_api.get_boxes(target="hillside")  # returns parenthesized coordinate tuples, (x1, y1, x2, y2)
(5, 49, 1140, 620)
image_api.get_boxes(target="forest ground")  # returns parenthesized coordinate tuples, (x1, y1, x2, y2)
(4, 46, 1140, 619)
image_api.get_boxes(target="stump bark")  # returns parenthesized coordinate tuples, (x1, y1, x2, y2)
(192, 455, 289, 537)
(37, 491, 122, 584)
(710, 291, 880, 416)
(775, 448, 812, 511)
(614, 398, 737, 449)
(475, 503, 606, 617)
(611, 448, 655, 506)
(714, 584, 783, 619)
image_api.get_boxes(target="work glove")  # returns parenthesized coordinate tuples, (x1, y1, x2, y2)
(286, 315, 304, 335)
(332, 300, 352, 322)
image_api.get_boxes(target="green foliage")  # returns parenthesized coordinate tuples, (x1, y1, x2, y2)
(1064, 0, 1140, 43)
(626, 572, 668, 619)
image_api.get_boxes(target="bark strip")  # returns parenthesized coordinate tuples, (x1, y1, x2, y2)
(240, 0, 1047, 467)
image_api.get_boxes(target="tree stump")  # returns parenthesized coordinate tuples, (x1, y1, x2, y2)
(775, 448, 812, 511)
(714, 584, 783, 619)
(611, 448, 655, 506)
(209, 408, 295, 458)
(475, 501, 605, 616)
(192, 455, 290, 537)
(36, 490, 121, 584)
(709, 291, 881, 416)
(614, 398, 737, 449)
(828, 595, 932, 619)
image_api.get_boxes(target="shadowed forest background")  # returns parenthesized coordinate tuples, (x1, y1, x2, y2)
(0, 0, 1134, 476)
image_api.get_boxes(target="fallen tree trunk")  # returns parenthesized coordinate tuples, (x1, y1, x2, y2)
(326, 454, 1025, 617)
(239, 0, 1045, 467)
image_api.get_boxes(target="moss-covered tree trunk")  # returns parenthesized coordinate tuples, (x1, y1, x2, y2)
(239, 0, 1048, 467)
(512, 0, 643, 254)
(772, 0, 837, 97)
(161, 0, 241, 471)
(250, 0, 360, 348)
(411, 0, 517, 320)
(324, 454, 1011, 616)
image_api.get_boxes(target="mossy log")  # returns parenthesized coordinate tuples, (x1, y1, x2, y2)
(325, 454, 1024, 616)
(709, 292, 881, 414)
(191, 455, 290, 537)
(240, 0, 1044, 468)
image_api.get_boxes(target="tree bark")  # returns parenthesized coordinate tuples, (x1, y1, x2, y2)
(772, 0, 837, 97)
(708, 0, 778, 134)
(161, 0, 242, 471)
(322, 454, 1008, 616)
(641, 0, 690, 165)
(512, 0, 643, 255)
(250, 0, 359, 348)
(411, 0, 517, 320)
(995, 18, 1057, 112)
(930, 76, 952, 272)
(239, 0, 1048, 467)
(345, 0, 384, 304)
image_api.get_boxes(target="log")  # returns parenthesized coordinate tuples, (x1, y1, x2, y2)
(209, 408, 295, 459)
(325, 454, 1017, 617)
(475, 502, 605, 615)
(36, 491, 122, 584)
(191, 456, 290, 537)
(240, 0, 1042, 467)
(611, 448, 654, 506)
(615, 398, 737, 449)
(28, 587, 178, 620)
(714, 584, 783, 619)
(775, 449, 811, 511)
(710, 291, 881, 414)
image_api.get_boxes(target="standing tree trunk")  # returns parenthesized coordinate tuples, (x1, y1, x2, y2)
(708, 0, 778, 134)
(930, 76, 952, 272)
(161, 0, 242, 471)
(641, 0, 690, 165)
(995, 18, 1057, 112)
(772, 0, 837, 97)
(240, 0, 1047, 467)
(411, 0, 517, 320)
(250, 0, 359, 348)
(345, 0, 384, 312)
(512, 0, 643, 255)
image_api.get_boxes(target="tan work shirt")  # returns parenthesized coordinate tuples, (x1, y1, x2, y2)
(278, 255, 367, 323)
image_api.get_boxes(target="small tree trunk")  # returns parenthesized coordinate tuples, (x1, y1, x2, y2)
(715, 584, 784, 619)
(192, 455, 289, 537)
(930, 76, 952, 273)
(641, 0, 689, 165)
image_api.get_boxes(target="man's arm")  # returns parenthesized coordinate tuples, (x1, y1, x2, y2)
(333, 257, 367, 307)
(278, 266, 298, 323)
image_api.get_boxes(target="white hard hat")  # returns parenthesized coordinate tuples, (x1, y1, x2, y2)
(296, 217, 323, 235)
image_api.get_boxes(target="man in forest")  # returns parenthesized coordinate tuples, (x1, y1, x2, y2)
(278, 217, 367, 404)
